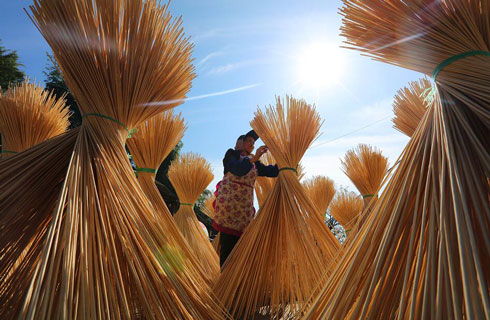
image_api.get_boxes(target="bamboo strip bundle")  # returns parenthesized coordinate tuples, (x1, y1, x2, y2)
(126, 111, 222, 291)
(328, 190, 363, 233)
(304, 0, 490, 318)
(214, 96, 340, 319)
(302, 175, 336, 220)
(0, 80, 70, 157)
(0, 0, 229, 318)
(340, 144, 388, 209)
(255, 152, 305, 207)
(393, 78, 432, 137)
(201, 193, 216, 219)
(168, 152, 220, 284)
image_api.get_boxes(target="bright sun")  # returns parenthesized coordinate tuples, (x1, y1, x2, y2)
(295, 42, 345, 89)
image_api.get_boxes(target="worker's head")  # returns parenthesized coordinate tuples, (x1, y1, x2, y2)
(234, 135, 246, 150)
(242, 130, 258, 155)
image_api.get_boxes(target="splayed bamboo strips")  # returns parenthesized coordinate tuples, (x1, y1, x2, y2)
(393, 78, 432, 137)
(212, 232, 221, 254)
(126, 111, 222, 292)
(214, 96, 340, 319)
(201, 193, 216, 219)
(0, 80, 70, 157)
(168, 152, 220, 284)
(341, 144, 388, 210)
(329, 190, 363, 232)
(303, 175, 336, 219)
(304, 1, 490, 318)
(255, 152, 276, 207)
(0, 0, 229, 318)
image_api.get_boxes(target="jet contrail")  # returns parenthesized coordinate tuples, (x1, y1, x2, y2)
(139, 83, 262, 107)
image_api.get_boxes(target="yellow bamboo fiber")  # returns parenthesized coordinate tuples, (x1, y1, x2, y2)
(0, 0, 229, 318)
(302, 175, 336, 220)
(255, 152, 304, 207)
(168, 152, 220, 284)
(328, 190, 363, 232)
(0, 80, 70, 157)
(200, 194, 221, 253)
(393, 78, 432, 137)
(126, 111, 223, 291)
(254, 152, 276, 207)
(214, 96, 340, 319)
(201, 193, 216, 219)
(341, 144, 388, 209)
(304, 0, 490, 318)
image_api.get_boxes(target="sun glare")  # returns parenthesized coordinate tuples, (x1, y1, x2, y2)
(295, 42, 345, 89)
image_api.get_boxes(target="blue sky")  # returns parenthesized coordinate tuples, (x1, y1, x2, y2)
(0, 0, 421, 193)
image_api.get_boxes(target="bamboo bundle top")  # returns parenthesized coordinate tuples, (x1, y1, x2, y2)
(304, 0, 490, 319)
(254, 152, 276, 207)
(0, 80, 70, 156)
(214, 95, 340, 319)
(168, 152, 220, 283)
(201, 193, 216, 219)
(127, 111, 223, 289)
(302, 175, 336, 218)
(392, 78, 432, 137)
(329, 190, 363, 232)
(1, 0, 230, 318)
(127, 110, 186, 182)
(341, 143, 388, 206)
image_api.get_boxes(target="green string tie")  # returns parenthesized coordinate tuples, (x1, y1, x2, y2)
(279, 167, 297, 174)
(0, 150, 17, 154)
(345, 228, 352, 233)
(363, 194, 376, 198)
(134, 167, 157, 178)
(82, 113, 138, 138)
(433, 51, 490, 80)
(180, 202, 194, 206)
(424, 51, 490, 104)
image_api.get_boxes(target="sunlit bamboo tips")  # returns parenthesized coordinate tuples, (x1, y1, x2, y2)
(126, 110, 186, 220)
(329, 190, 363, 233)
(5, 0, 227, 318)
(304, 0, 490, 318)
(168, 152, 220, 283)
(0, 79, 69, 157)
(392, 78, 432, 137)
(341, 143, 388, 208)
(214, 95, 340, 319)
(303, 175, 336, 219)
(201, 193, 216, 219)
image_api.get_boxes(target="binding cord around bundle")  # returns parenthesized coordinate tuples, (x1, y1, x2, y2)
(82, 112, 137, 138)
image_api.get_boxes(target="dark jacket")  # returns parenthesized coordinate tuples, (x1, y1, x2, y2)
(222, 148, 279, 177)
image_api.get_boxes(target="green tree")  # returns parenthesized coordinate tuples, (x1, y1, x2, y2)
(44, 54, 82, 128)
(0, 40, 25, 90)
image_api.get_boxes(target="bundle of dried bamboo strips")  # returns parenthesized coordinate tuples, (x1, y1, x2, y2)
(302, 175, 336, 220)
(1, 0, 229, 318)
(201, 193, 216, 219)
(393, 78, 432, 137)
(168, 152, 220, 284)
(126, 111, 223, 291)
(341, 144, 388, 209)
(329, 190, 363, 233)
(214, 96, 340, 319)
(304, 0, 490, 318)
(0, 80, 70, 157)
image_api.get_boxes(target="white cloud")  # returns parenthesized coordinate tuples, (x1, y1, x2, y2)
(197, 51, 225, 67)
(207, 59, 261, 75)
